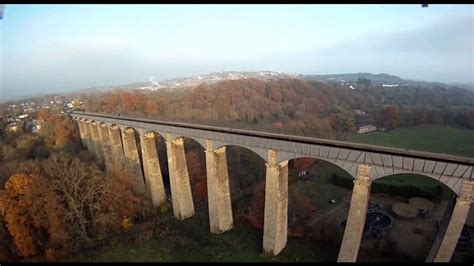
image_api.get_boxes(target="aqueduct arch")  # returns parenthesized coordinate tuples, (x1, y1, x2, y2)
(261, 155, 357, 257)
(222, 144, 266, 197)
(358, 173, 455, 262)
(374, 171, 466, 197)
(281, 155, 355, 179)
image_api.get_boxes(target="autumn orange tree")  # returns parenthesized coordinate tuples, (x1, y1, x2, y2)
(119, 91, 147, 114)
(247, 181, 265, 230)
(0, 152, 144, 261)
(39, 152, 143, 247)
(385, 105, 401, 130)
(38, 115, 79, 149)
(36, 109, 49, 121)
(102, 165, 145, 229)
(288, 194, 317, 238)
(105, 93, 120, 113)
(48, 116, 79, 147)
(293, 158, 316, 173)
(145, 99, 159, 117)
(186, 150, 207, 202)
(0, 173, 67, 261)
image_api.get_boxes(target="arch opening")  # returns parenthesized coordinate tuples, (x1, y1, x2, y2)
(355, 173, 456, 262)
(276, 153, 355, 179)
(373, 171, 458, 196)
(224, 145, 267, 254)
(179, 137, 207, 208)
(277, 157, 355, 261)
(214, 144, 267, 163)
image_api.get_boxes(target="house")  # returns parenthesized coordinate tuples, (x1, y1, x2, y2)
(355, 117, 377, 134)
(7, 123, 18, 133)
(354, 109, 366, 116)
(357, 124, 377, 134)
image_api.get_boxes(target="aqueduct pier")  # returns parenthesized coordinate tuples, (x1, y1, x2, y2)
(70, 111, 474, 262)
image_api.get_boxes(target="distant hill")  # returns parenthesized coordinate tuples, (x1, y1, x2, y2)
(304, 73, 403, 84)
(302, 72, 469, 90)
(156, 71, 465, 90)
(7, 71, 467, 104)
(450, 82, 474, 91)
(156, 71, 302, 88)
(74, 82, 151, 93)
(67, 71, 470, 95)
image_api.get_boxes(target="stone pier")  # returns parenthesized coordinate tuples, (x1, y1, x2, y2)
(263, 149, 288, 256)
(337, 164, 372, 262)
(109, 124, 125, 166)
(426, 193, 457, 262)
(122, 127, 147, 196)
(434, 180, 473, 262)
(98, 122, 114, 170)
(77, 120, 87, 147)
(90, 121, 104, 165)
(84, 120, 94, 152)
(205, 140, 233, 234)
(166, 134, 195, 220)
(141, 131, 167, 207)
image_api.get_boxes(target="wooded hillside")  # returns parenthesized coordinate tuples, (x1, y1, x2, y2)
(82, 78, 474, 139)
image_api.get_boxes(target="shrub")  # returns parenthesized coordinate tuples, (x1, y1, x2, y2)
(332, 173, 353, 188)
(288, 174, 299, 185)
(331, 174, 443, 200)
(159, 205, 169, 214)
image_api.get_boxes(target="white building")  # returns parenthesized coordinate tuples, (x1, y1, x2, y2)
(354, 109, 366, 116)
(357, 124, 377, 134)
(7, 123, 18, 133)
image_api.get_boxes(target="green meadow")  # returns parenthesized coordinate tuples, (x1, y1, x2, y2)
(345, 125, 474, 158)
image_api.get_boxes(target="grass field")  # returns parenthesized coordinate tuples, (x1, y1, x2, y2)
(344, 125, 474, 158)
(375, 174, 442, 188)
(73, 208, 338, 262)
(290, 181, 350, 212)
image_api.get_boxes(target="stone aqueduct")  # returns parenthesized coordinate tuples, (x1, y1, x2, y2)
(71, 112, 474, 262)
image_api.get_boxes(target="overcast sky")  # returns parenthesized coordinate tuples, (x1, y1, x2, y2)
(1, 4, 473, 101)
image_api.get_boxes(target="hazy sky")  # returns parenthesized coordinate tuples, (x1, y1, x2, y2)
(1, 4, 473, 101)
